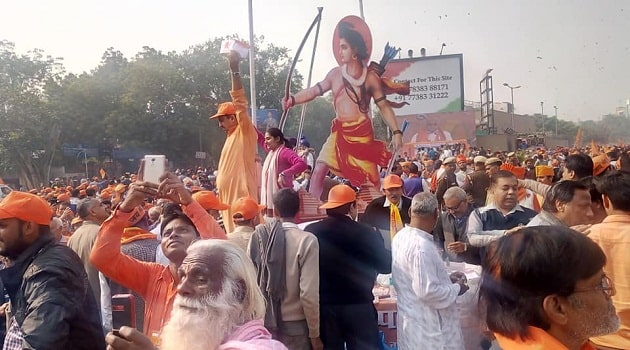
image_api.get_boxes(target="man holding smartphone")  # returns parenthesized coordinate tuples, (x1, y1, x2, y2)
(210, 50, 260, 234)
(91, 170, 226, 339)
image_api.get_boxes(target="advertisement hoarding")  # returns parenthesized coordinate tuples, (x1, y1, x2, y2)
(384, 54, 464, 115)
(397, 111, 476, 154)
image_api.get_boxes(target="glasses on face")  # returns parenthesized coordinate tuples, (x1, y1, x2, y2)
(444, 200, 464, 212)
(573, 274, 616, 297)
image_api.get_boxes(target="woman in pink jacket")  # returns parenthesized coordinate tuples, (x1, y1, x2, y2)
(259, 128, 307, 217)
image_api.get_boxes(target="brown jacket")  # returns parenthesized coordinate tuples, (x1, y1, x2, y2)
(462, 170, 490, 208)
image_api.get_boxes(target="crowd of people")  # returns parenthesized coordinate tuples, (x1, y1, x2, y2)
(0, 50, 629, 350)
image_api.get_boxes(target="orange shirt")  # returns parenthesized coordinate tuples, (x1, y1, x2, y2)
(215, 88, 260, 233)
(588, 214, 630, 349)
(496, 326, 596, 350)
(90, 201, 226, 336)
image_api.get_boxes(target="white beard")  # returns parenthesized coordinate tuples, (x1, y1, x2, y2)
(568, 294, 620, 340)
(160, 280, 244, 350)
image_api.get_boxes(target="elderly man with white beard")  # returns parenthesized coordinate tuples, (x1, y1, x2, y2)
(105, 239, 287, 350)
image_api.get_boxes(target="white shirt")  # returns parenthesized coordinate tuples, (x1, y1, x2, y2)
(151, 223, 169, 266)
(392, 226, 464, 350)
(455, 169, 470, 187)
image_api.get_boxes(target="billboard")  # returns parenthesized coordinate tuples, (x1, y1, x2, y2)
(397, 111, 476, 153)
(255, 109, 280, 131)
(383, 54, 464, 114)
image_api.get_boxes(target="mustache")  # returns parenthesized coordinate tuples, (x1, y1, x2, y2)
(174, 279, 241, 314)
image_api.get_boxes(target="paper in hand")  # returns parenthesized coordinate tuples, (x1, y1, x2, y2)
(220, 40, 250, 59)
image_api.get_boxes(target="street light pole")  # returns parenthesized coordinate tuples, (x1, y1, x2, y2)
(358, 0, 365, 20)
(554, 106, 558, 136)
(540, 101, 545, 135)
(503, 83, 521, 131)
(77, 150, 88, 179)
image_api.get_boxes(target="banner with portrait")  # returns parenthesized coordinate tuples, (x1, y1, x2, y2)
(397, 111, 476, 153)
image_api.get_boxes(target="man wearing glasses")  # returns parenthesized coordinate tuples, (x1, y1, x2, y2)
(480, 226, 619, 350)
(433, 187, 481, 265)
(589, 171, 630, 350)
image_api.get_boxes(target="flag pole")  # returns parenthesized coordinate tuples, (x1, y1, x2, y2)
(248, 0, 257, 124)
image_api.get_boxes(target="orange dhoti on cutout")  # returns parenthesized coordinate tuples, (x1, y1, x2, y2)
(318, 115, 391, 187)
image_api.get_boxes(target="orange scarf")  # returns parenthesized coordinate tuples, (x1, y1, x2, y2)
(121, 227, 157, 245)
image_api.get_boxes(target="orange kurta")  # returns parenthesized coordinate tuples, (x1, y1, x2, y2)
(90, 200, 225, 337)
(495, 326, 596, 350)
(216, 88, 260, 233)
(589, 214, 630, 349)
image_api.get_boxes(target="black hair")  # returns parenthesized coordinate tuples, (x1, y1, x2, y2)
(409, 163, 419, 174)
(480, 226, 606, 340)
(490, 170, 517, 186)
(595, 171, 630, 211)
(578, 176, 603, 206)
(564, 153, 594, 179)
(618, 152, 630, 173)
(433, 160, 442, 172)
(338, 22, 368, 61)
(606, 149, 619, 161)
(160, 204, 199, 237)
(273, 188, 300, 218)
(85, 188, 96, 197)
(542, 180, 589, 213)
(266, 128, 291, 148)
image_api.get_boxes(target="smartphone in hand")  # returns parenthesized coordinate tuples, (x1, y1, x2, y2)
(112, 294, 136, 330)
(143, 155, 166, 185)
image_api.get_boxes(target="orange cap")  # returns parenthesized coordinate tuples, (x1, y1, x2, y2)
(57, 193, 71, 203)
(456, 155, 467, 163)
(535, 165, 554, 177)
(100, 190, 113, 200)
(231, 197, 265, 221)
(592, 155, 611, 176)
(209, 102, 237, 119)
(0, 191, 53, 226)
(320, 185, 357, 209)
(500, 164, 526, 179)
(382, 174, 403, 190)
(192, 191, 230, 210)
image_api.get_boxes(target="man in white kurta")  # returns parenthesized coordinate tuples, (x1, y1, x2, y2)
(392, 193, 466, 350)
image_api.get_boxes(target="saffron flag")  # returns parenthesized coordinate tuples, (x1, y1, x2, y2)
(574, 128, 582, 148)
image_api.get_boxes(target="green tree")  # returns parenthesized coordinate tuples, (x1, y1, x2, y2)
(0, 40, 64, 188)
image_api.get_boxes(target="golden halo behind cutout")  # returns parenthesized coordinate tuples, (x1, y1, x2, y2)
(332, 15, 373, 66)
